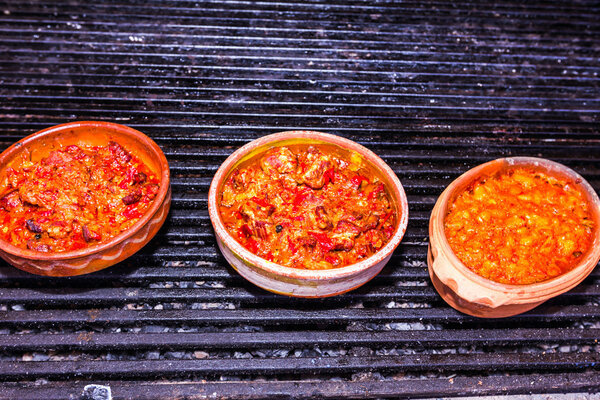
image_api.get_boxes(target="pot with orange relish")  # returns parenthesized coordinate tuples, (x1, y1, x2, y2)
(429, 157, 600, 318)
(208, 131, 409, 298)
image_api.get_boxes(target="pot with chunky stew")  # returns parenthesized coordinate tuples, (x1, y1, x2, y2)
(209, 131, 408, 297)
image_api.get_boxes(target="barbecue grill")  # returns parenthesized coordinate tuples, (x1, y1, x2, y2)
(1, 0, 600, 398)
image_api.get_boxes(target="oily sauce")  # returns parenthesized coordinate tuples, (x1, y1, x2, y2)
(0, 142, 160, 252)
(444, 167, 595, 285)
(219, 144, 398, 269)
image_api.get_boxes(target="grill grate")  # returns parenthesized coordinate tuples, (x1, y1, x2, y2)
(1, 0, 600, 398)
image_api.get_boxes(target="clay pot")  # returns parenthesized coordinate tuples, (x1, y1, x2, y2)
(0, 121, 171, 276)
(429, 157, 600, 318)
(208, 130, 409, 297)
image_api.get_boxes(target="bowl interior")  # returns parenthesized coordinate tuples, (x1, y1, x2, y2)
(209, 131, 409, 279)
(0, 121, 170, 260)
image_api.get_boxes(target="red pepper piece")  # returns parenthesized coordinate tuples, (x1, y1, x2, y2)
(238, 224, 253, 238)
(251, 196, 272, 208)
(351, 175, 369, 187)
(123, 205, 142, 219)
(287, 236, 298, 255)
(323, 168, 336, 185)
(245, 238, 259, 253)
(324, 255, 340, 266)
(119, 167, 137, 189)
(367, 183, 384, 200)
(308, 231, 334, 252)
(292, 191, 310, 206)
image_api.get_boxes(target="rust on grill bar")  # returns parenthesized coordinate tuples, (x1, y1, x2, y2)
(1, 0, 600, 398)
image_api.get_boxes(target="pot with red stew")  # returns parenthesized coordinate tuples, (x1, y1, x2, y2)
(219, 144, 397, 270)
(0, 141, 160, 252)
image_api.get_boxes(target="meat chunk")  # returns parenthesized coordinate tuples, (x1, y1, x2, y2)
(295, 146, 332, 189)
(65, 145, 86, 160)
(27, 240, 50, 252)
(108, 141, 132, 164)
(19, 185, 57, 208)
(0, 191, 22, 211)
(133, 172, 147, 185)
(297, 235, 317, 248)
(220, 184, 237, 207)
(252, 221, 269, 240)
(335, 220, 362, 237)
(314, 206, 332, 230)
(360, 213, 380, 232)
(25, 219, 43, 233)
(364, 229, 385, 252)
(122, 190, 142, 205)
(41, 150, 74, 167)
(260, 147, 297, 176)
(331, 235, 354, 251)
(228, 168, 253, 191)
(82, 226, 102, 242)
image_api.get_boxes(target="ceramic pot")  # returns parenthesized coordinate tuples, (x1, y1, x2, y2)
(0, 121, 171, 276)
(208, 130, 409, 297)
(429, 157, 600, 318)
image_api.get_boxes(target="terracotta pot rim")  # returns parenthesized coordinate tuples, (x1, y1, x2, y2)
(0, 121, 171, 262)
(208, 130, 409, 281)
(432, 156, 600, 299)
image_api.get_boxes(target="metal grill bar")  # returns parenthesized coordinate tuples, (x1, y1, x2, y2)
(1, 305, 598, 327)
(2, 373, 600, 400)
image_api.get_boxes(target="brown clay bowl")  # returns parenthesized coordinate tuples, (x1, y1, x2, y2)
(208, 130, 409, 297)
(0, 121, 171, 276)
(428, 157, 600, 318)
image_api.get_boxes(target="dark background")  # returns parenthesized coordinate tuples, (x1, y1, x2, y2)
(1, 0, 599, 398)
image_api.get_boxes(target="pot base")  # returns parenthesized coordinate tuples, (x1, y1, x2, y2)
(427, 246, 544, 318)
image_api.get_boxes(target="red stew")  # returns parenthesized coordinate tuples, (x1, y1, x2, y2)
(0, 141, 160, 252)
(219, 144, 398, 269)
(445, 167, 595, 285)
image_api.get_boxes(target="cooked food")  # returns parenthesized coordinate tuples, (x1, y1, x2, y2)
(445, 167, 595, 285)
(218, 144, 398, 269)
(0, 141, 160, 252)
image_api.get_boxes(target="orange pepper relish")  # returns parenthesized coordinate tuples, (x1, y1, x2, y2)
(0, 142, 160, 252)
(218, 144, 398, 270)
(444, 167, 595, 285)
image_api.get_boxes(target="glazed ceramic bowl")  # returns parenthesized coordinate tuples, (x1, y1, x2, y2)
(429, 157, 600, 318)
(0, 121, 171, 276)
(208, 131, 409, 297)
